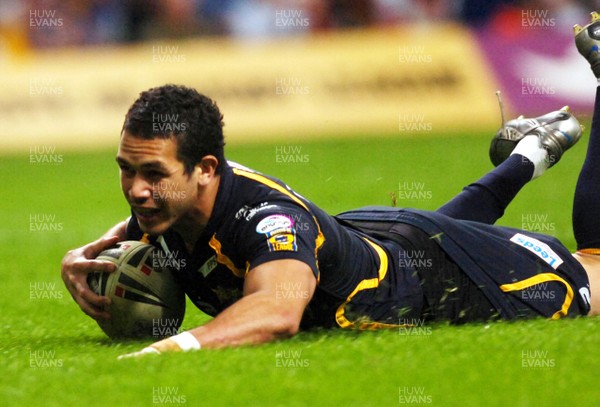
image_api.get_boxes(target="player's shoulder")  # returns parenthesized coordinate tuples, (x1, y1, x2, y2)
(227, 201, 316, 253)
(221, 161, 321, 236)
(227, 161, 275, 185)
(227, 160, 309, 202)
(214, 201, 318, 266)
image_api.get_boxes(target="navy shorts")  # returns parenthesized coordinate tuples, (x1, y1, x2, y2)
(389, 223, 498, 323)
(336, 207, 591, 322)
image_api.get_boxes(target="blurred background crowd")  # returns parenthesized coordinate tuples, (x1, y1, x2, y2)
(0, 0, 598, 49)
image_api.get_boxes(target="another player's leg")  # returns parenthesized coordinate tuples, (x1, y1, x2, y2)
(571, 12, 600, 315)
(437, 109, 582, 224)
(572, 88, 600, 255)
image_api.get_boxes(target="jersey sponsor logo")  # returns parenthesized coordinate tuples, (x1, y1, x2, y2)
(579, 286, 591, 308)
(267, 231, 297, 252)
(198, 255, 218, 277)
(510, 233, 564, 269)
(256, 214, 293, 235)
(234, 205, 251, 220)
(235, 202, 279, 221)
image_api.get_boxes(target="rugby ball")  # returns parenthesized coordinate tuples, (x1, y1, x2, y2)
(87, 240, 185, 339)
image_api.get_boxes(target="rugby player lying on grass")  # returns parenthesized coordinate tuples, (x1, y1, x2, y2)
(62, 14, 600, 356)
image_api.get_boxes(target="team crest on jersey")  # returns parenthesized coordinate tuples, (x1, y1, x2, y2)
(267, 231, 297, 252)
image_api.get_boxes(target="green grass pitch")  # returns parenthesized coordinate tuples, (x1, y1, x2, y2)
(1, 131, 598, 406)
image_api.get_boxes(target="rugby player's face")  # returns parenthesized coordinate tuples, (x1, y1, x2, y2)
(117, 132, 199, 236)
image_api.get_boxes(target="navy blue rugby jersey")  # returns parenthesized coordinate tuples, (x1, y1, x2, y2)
(126, 161, 424, 329)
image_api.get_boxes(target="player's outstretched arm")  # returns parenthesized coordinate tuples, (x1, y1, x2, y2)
(60, 220, 128, 320)
(119, 259, 316, 357)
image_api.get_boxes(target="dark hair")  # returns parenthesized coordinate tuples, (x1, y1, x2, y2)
(122, 84, 226, 174)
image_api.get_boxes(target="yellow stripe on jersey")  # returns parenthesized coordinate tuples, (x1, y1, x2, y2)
(335, 237, 404, 330)
(499, 273, 574, 320)
(209, 234, 248, 278)
(232, 167, 325, 280)
(141, 233, 150, 243)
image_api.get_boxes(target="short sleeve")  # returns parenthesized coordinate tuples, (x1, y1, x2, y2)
(234, 204, 320, 278)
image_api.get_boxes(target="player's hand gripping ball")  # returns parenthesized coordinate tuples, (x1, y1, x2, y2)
(87, 241, 186, 339)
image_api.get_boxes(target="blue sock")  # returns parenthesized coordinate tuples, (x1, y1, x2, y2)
(573, 87, 600, 250)
(437, 154, 534, 224)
